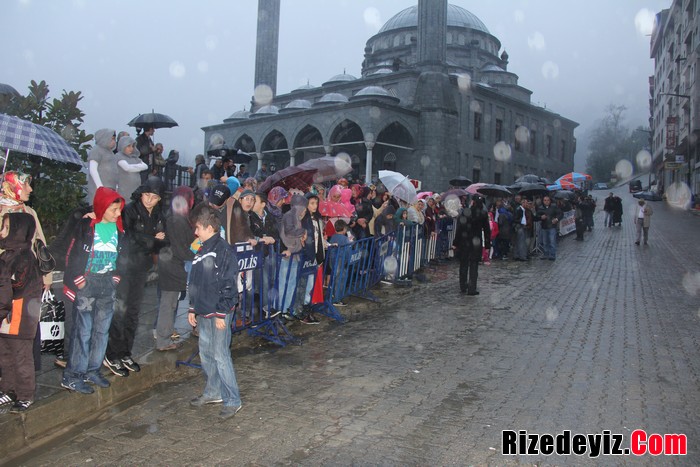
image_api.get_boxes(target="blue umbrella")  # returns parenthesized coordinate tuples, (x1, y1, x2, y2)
(0, 113, 83, 169)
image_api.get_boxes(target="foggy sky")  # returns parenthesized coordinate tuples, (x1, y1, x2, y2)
(3, 0, 669, 172)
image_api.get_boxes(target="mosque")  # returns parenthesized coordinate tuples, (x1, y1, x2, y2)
(202, 0, 577, 190)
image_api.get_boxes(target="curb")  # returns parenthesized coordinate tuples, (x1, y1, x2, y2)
(0, 268, 446, 464)
(0, 343, 200, 464)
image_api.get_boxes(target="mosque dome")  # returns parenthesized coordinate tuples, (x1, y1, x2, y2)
(369, 68, 394, 75)
(291, 82, 316, 92)
(249, 105, 279, 118)
(314, 93, 349, 106)
(0, 83, 20, 96)
(223, 109, 251, 122)
(350, 86, 400, 104)
(378, 4, 489, 34)
(280, 99, 312, 112)
(322, 72, 357, 86)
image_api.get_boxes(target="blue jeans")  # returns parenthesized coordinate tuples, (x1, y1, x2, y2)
(197, 314, 241, 407)
(542, 227, 557, 259)
(64, 274, 116, 381)
(277, 256, 299, 313)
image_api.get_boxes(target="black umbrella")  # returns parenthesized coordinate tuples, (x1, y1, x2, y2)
(206, 144, 253, 164)
(516, 182, 549, 197)
(515, 174, 547, 184)
(476, 183, 512, 198)
(449, 175, 473, 187)
(127, 111, 178, 129)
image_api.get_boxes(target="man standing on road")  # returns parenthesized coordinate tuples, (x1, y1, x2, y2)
(536, 195, 561, 261)
(634, 199, 653, 245)
(452, 196, 490, 295)
(603, 192, 614, 228)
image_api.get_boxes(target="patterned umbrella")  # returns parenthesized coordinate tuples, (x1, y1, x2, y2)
(319, 200, 354, 218)
(258, 165, 317, 193)
(547, 180, 578, 191)
(0, 113, 83, 168)
(556, 172, 591, 183)
(297, 155, 352, 183)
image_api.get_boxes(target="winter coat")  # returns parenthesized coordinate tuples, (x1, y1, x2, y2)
(87, 128, 118, 202)
(188, 234, 238, 318)
(452, 206, 491, 261)
(115, 136, 147, 201)
(0, 213, 43, 339)
(536, 202, 563, 230)
(121, 188, 166, 269)
(158, 212, 195, 291)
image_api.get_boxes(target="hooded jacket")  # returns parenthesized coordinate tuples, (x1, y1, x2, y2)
(0, 213, 43, 339)
(63, 187, 125, 302)
(87, 128, 118, 202)
(121, 179, 166, 267)
(279, 195, 307, 254)
(158, 187, 195, 291)
(115, 136, 147, 201)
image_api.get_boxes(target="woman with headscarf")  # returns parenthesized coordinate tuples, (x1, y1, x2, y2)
(267, 186, 289, 221)
(0, 171, 52, 290)
(155, 186, 195, 351)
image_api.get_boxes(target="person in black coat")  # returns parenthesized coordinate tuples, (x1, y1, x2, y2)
(105, 178, 167, 376)
(452, 196, 491, 295)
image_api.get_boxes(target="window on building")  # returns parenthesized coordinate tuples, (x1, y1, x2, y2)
(560, 139, 566, 162)
(383, 152, 397, 171)
(494, 172, 501, 184)
(472, 168, 481, 183)
(546, 135, 552, 157)
(495, 119, 503, 142)
(474, 112, 482, 141)
(514, 125, 522, 152)
(530, 130, 537, 155)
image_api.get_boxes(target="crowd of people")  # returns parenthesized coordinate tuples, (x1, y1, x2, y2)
(0, 127, 616, 416)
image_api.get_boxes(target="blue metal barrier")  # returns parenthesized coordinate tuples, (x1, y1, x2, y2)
(176, 243, 300, 369)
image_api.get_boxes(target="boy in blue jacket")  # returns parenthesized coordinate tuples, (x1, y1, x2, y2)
(187, 204, 242, 419)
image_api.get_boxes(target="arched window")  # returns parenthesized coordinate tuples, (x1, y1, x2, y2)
(394, 35, 401, 47)
(383, 152, 397, 171)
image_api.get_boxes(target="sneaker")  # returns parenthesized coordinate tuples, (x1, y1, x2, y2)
(380, 280, 393, 285)
(10, 400, 33, 413)
(170, 331, 180, 340)
(0, 391, 17, 406)
(120, 356, 141, 373)
(190, 396, 223, 407)
(280, 312, 297, 322)
(300, 315, 320, 325)
(84, 372, 111, 388)
(219, 404, 243, 419)
(266, 308, 281, 319)
(333, 300, 347, 307)
(103, 357, 129, 377)
(61, 377, 95, 394)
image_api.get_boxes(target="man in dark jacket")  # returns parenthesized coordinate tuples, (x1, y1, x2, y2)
(104, 178, 167, 377)
(61, 187, 125, 394)
(452, 196, 490, 295)
(536, 195, 562, 260)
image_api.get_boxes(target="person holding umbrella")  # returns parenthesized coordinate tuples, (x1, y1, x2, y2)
(135, 126, 155, 184)
(452, 196, 490, 295)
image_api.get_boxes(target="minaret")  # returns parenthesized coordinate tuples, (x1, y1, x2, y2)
(254, 0, 280, 99)
(417, 0, 447, 71)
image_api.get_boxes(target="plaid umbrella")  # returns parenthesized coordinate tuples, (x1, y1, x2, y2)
(0, 113, 83, 168)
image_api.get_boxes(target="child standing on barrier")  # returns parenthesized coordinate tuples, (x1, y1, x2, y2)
(328, 219, 351, 307)
(187, 204, 242, 420)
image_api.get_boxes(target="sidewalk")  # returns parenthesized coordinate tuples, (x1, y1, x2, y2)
(0, 271, 419, 462)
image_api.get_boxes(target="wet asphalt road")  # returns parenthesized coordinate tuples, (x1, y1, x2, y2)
(17, 187, 700, 466)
